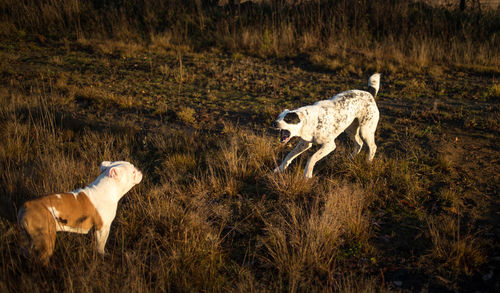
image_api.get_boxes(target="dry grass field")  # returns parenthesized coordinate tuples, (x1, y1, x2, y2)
(0, 1, 499, 292)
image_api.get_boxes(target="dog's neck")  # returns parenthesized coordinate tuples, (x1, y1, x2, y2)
(72, 174, 125, 223)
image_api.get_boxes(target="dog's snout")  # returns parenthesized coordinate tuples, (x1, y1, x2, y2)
(135, 169, 143, 183)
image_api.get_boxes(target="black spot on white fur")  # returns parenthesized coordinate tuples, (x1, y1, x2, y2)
(316, 116, 324, 130)
(57, 217, 68, 224)
(284, 112, 301, 124)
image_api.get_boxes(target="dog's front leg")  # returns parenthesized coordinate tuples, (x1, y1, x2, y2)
(275, 140, 312, 173)
(304, 142, 336, 178)
(95, 225, 110, 255)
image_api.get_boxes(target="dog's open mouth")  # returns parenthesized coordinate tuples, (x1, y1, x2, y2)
(280, 130, 291, 144)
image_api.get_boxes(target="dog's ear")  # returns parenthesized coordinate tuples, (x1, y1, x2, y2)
(284, 111, 301, 124)
(100, 161, 112, 173)
(108, 167, 120, 179)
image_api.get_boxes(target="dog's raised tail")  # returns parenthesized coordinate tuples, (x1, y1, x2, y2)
(367, 73, 381, 98)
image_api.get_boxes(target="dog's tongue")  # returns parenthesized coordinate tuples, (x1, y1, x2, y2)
(280, 130, 291, 144)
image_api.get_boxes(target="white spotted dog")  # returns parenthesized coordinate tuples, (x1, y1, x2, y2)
(273, 73, 381, 178)
(18, 161, 143, 265)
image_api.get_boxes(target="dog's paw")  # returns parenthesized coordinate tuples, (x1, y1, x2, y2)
(304, 172, 313, 179)
(273, 167, 280, 173)
(97, 250, 110, 260)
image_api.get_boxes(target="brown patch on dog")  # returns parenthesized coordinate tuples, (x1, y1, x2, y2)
(18, 192, 103, 265)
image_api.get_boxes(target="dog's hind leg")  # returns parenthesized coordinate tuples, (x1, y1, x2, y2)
(304, 142, 336, 178)
(19, 208, 56, 266)
(345, 119, 363, 157)
(35, 230, 56, 266)
(360, 106, 379, 162)
(275, 140, 312, 173)
(360, 124, 377, 162)
(30, 218, 56, 266)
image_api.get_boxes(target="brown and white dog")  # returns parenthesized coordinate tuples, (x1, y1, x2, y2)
(18, 161, 143, 265)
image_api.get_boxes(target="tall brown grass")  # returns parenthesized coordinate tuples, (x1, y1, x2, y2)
(1, 0, 498, 67)
(425, 215, 487, 278)
(259, 182, 370, 291)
